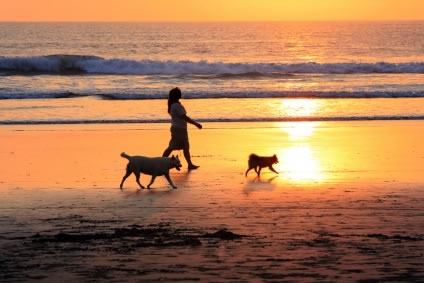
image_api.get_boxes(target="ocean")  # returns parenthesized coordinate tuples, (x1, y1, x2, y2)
(0, 21, 423, 125)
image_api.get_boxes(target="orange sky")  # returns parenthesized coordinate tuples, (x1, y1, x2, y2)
(1, 0, 423, 22)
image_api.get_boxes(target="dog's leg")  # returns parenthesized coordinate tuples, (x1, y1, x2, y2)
(164, 174, 177, 189)
(269, 165, 279, 174)
(257, 167, 262, 176)
(134, 171, 145, 189)
(245, 166, 253, 177)
(254, 166, 259, 174)
(147, 175, 156, 189)
(120, 167, 132, 190)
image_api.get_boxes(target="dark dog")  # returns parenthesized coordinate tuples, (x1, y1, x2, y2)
(120, 152, 182, 189)
(245, 153, 279, 177)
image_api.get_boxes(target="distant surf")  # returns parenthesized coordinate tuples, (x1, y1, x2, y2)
(2, 90, 424, 100)
(1, 55, 424, 75)
(2, 115, 424, 125)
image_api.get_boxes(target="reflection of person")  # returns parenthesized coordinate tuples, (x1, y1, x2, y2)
(162, 87, 202, 170)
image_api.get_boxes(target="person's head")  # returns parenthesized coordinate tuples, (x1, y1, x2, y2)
(168, 87, 182, 113)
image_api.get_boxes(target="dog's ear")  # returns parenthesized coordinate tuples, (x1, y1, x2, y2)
(171, 155, 175, 159)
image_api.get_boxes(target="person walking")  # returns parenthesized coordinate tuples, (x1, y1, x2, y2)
(162, 87, 202, 169)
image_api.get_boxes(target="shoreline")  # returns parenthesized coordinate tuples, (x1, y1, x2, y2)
(3, 97, 424, 127)
(1, 120, 424, 281)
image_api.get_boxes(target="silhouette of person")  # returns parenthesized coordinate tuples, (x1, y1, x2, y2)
(162, 87, 202, 169)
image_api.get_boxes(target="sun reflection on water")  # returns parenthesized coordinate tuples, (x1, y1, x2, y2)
(283, 121, 318, 140)
(280, 98, 321, 118)
(276, 120, 326, 183)
(278, 145, 324, 183)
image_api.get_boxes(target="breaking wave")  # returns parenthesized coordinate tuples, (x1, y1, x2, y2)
(1, 55, 424, 75)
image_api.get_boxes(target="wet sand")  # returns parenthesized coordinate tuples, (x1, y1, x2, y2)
(1, 121, 424, 282)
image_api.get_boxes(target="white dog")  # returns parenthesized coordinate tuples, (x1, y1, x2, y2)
(120, 152, 182, 189)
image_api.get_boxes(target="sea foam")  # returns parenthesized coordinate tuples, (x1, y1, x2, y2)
(1, 55, 424, 75)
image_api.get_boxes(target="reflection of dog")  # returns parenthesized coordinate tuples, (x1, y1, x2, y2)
(245, 154, 279, 177)
(120, 152, 182, 189)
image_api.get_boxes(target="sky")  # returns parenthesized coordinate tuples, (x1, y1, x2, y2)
(0, 0, 423, 22)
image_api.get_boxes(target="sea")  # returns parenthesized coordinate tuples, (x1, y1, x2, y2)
(0, 21, 423, 125)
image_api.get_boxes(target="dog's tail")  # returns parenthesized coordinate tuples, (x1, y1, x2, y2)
(120, 152, 131, 160)
(248, 153, 259, 161)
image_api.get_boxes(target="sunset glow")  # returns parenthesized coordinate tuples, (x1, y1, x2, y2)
(1, 0, 424, 279)
(1, 0, 423, 22)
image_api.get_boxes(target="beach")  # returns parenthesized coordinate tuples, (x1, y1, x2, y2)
(1, 121, 423, 282)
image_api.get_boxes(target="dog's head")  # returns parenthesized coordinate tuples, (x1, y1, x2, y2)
(272, 154, 279, 164)
(171, 155, 182, 171)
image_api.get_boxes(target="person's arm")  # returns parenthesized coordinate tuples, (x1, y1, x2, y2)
(182, 114, 202, 129)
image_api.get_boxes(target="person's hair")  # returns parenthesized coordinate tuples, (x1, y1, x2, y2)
(167, 87, 182, 113)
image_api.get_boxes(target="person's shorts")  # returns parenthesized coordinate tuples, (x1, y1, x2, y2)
(168, 126, 189, 150)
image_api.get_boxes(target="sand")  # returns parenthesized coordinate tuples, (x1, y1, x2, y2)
(1, 121, 424, 282)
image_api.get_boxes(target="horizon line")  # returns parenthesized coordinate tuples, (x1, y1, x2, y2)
(1, 19, 424, 23)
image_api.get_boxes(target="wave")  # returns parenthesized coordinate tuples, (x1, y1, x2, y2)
(0, 91, 88, 99)
(0, 55, 102, 74)
(197, 72, 295, 79)
(1, 55, 424, 75)
(2, 90, 424, 100)
(2, 116, 424, 125)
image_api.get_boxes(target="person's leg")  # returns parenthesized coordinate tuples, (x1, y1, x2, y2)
(163, 127, 177, 157)
(183, 129, 199, 169)
(184, 148, 199, 170)
(162, 147, 173, 157)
